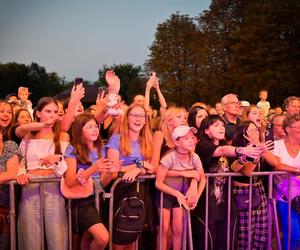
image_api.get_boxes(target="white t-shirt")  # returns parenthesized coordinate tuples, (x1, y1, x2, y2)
(272, 139, 300, 201)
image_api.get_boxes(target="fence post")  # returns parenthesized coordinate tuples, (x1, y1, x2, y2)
(9, 182, 16, 250)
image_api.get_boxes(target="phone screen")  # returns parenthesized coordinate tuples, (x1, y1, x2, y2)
(265, 123, 274, 141)
(75, 77, 83, 85)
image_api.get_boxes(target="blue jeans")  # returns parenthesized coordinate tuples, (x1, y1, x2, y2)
(277, 200, 300, 250)
(18, 175, 67, 250)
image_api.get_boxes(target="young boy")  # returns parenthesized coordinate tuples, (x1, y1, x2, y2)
(155, 125, 206, 250)
(17, 86, 33, 118)
(257, 89, 271, 121)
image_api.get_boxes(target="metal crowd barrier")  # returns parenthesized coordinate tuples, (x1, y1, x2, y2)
(3, 171, 296, 250)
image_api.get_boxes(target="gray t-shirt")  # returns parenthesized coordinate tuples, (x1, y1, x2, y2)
(160, 150, 203, 192)
(160, 150, 203, 171)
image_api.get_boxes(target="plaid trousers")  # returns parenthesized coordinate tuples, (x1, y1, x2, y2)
(233, 181, 268, 250)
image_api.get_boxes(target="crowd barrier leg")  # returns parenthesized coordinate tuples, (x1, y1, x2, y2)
(40, 183, 45, 250)
(287, 174, 292, 250)
(271, 198, 282, 250)
(9, 182, 16, 250)
(108, 178, 122, 250)
(187, 210, 193, 250)
(182, 209, 187, 250)
(159, 191, 163, 250)
(204, 176, 209, 250)
(226, 176, 232, 250)
(67, 199, 72, 250)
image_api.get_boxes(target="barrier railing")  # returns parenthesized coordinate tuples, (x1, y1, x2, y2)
(2, 171, 296, 250)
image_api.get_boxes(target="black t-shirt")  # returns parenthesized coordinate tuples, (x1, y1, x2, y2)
(195, 140, 234, 220)
(220, 115, 240, 142)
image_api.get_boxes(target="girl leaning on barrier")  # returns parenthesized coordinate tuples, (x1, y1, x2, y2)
(231, 120, 272, 250)
(151, 106, 188, 249)
(0, 124, 22, 250)
(155, 125, 206, 250)
(264, 114, 300, 250)
(16, 97, 69, 250)
(64, 113, 119, 250)
(194, 115, 262, 250)
(102, 103, 154, 250)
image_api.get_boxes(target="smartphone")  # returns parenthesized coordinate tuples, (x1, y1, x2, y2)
(74, 77, 83, 88)
(265, 123, 274, 141)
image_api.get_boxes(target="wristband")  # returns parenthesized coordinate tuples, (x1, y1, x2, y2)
(235, 147, 243, 157)
(55, 155, 63, 165)
(77, 168, 88, 185)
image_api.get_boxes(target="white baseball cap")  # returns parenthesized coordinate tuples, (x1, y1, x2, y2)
(172, 125, 197, 142)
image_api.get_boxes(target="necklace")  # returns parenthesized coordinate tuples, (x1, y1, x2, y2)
(285, 139, 300, 154)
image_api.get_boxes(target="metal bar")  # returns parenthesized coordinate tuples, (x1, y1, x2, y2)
(187, 209, 193, 250)
(68, 199, 72, 250)
(9, 182, 16, 250)
(247, 177, 253, 250)
(182, 208, 187, 250)
(287, 174, 291, 250)
(159, 191, 163, 250)
(267, 173, 273, 250)
(204, 176, 209, 250)
(108, 178, 123, 250)
(226, 176, 232, 250)
(40, 183, 45, 250)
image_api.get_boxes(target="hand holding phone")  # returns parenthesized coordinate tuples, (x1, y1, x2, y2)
(74, 77, 83, 89)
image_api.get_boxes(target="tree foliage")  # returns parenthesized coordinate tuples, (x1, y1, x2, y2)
(147, 0, 300, 108)
(0, 62, 67, 104)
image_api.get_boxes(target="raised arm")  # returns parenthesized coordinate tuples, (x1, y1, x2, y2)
(15, 122, 46, 138)
(60, 83, 85, 132)
(153, 74, 167, 115)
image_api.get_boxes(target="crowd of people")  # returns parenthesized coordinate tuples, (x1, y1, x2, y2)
(0, 71, 299, 250)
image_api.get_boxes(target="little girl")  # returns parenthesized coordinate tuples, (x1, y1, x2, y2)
(64, 113, 119, 250)
(155, 125, 206, 250)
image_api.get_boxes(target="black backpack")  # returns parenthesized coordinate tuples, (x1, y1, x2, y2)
(113, 191, 146, 244)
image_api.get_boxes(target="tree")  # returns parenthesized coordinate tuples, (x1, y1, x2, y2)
(0, 62, 67, 104)
(147, 12, 200, 107)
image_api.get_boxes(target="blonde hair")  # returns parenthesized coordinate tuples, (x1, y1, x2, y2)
(120, 104, 152, 159)
(160, 106, 187, 146)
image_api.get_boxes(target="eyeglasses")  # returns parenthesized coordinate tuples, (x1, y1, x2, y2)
(225, 101, 240, 106)
(289, 126, 300, 130)
(128, 113, 146, 119)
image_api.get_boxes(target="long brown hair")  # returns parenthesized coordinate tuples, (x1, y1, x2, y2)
(33, 97, 61, 154)
(72, 113, 102, 164)
(120, 104, 152, 159)
(0, 100, 13, 141)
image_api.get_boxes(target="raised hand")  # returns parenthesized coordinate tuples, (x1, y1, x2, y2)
(71, 83, 85, 103)
(105, 70, 120, 93)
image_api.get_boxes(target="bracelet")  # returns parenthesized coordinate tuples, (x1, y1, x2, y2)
(55, 155, 63, 165)
(235, 147, 243, 157)
(77, 168, 88, 185)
